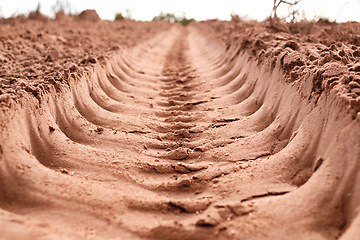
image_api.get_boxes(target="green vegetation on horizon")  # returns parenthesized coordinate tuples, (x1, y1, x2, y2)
(152, 12, 195, 26)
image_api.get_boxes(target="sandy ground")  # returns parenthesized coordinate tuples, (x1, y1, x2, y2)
(0, 13, 360, 240)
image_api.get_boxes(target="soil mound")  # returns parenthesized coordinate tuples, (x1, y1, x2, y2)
(77, 9, 101, 22)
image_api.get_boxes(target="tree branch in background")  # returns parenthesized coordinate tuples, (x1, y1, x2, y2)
(270, 0, 301, 32)
(271, 0, 301, 20)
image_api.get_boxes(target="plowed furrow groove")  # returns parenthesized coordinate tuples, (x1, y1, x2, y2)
(1, 24, 359, 240)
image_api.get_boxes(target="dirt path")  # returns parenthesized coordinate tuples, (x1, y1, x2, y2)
(1, 21, 360, 240)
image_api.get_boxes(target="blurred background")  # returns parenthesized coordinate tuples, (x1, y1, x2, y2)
(0, 0, 359, 22)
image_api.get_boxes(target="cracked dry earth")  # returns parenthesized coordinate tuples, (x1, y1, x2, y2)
(1, 22, 360, 240)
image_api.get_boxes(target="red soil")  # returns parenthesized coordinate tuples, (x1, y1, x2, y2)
(0, 13, 359, 240)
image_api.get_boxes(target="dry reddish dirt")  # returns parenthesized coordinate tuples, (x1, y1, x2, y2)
(0, 13, 360, 240)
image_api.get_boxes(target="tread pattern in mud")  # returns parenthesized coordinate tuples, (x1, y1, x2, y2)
(1, 24, 360, 240)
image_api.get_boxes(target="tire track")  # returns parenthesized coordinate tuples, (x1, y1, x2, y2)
(0, 24, 359, 240)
